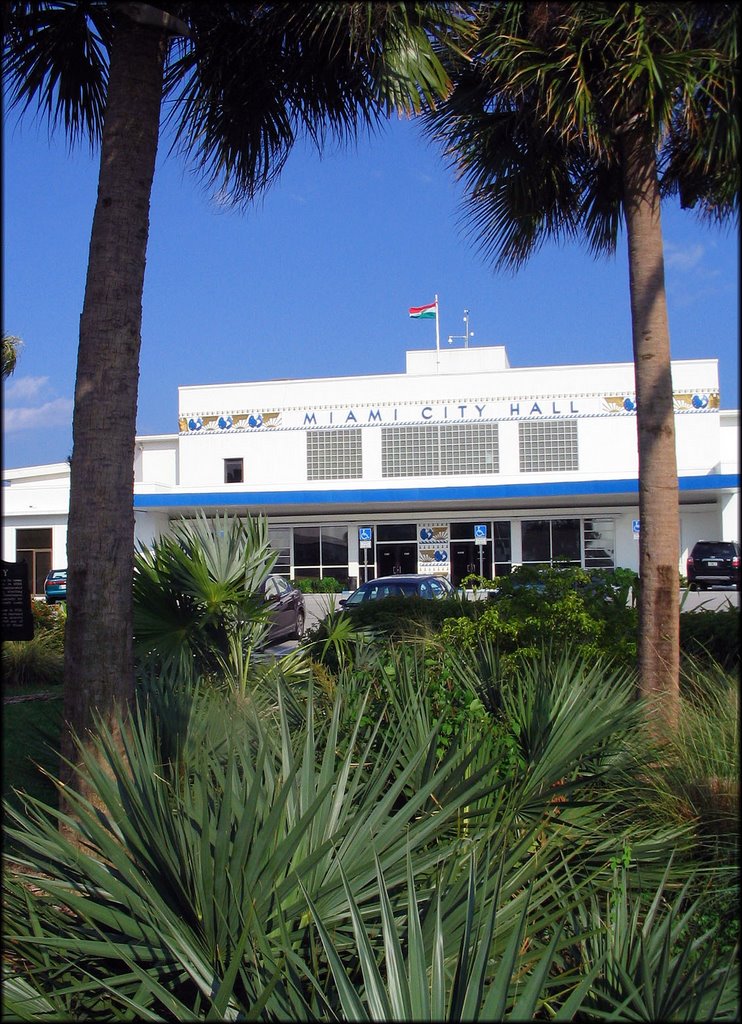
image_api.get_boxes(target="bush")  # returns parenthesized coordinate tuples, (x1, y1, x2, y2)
(442, 566, 639, 670)
(1, 629, 65, 689)
(30, 598, 66, 634)
(291, 576, 346, 593)
(336, 594, 477, 638)
(2, 696, 62, 813)
(680, 607, 739, 672)
(649, 663, 739, 862)
(3, 648, 737, 1020)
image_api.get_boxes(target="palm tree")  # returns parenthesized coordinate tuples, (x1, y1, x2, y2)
(2, 333, 23, 379)
(3, 1, 458, 807)
(427, 1, 739, 733)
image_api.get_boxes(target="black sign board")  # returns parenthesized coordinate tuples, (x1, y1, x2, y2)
(2, 560, 35, 641)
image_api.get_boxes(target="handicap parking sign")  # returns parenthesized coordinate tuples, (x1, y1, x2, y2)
(474, 524, 487, 544)
(359, 527, 372, 541)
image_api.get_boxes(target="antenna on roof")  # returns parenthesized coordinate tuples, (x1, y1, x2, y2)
(447, 309, 474, 348)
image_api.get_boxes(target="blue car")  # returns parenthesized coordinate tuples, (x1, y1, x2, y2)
(44, 569, 67, 604)
(340, 574, 455, 606)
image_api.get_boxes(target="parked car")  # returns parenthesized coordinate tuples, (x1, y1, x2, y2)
(43, 568, 67, 604)
(340, 574, 456, 607)
(259, 574, 305, 641)
(686, 541, 741, 590)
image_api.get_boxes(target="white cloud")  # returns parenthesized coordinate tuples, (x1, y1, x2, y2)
(3, 397, 74, 433)
(664, 242, 705, 272)
(4, 374, 52, 401)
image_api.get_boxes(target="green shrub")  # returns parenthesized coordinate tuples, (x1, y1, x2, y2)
(1, 630, 65, 689)
(337, 594, 477, 638)
(646, 664, 739, 863)
(291, 575, 346, 593)
(30, 598, 66, 634)
(680, 606, 740, 671)
(441, 566, 639, 670)
(290, 576, 315, 593)
(3, 649, 737, 1020)
(2, 696, 62, 813)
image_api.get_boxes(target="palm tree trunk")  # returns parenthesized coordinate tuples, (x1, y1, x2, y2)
(619, 123, 680, 735)
(61, 14, 166, 810)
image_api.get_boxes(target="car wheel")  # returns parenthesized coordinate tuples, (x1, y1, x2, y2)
(688, 582, 698, 592)
(292, 608, 305, 640)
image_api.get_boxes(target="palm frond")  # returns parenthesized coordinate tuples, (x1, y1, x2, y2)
(3, 1, 112, 146)
(163, 2, 461, 205)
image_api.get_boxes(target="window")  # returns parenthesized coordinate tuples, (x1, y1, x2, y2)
(224, 458, 243, 484)
(382, 423, 499, 477)
(383, 426, 437, 477)
(307, 430, 362, 480)
(293, 524, 349, 582)
(520, 518, 615, 569)
(268, 526, 291, 574)
(440, 423, 499, 474)
(519, 420, 578, 472)
(493, 522, 512, 571)
(583, 518, 616, 567)
(376, 524, 417, 542)
(294, 527, 321, 567)
(15, 527, 53, 596)
(522, 519, 581, 565)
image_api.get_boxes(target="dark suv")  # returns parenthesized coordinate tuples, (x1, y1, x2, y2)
(686, 541, 741, 590)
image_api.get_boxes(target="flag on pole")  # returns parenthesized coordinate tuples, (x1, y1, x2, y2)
(409, 295, 441, 355)
(408, 301, 437, 320)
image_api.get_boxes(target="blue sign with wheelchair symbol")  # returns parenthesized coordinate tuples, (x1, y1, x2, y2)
(359, 527, 372, 542)
(474, 524, 487, 538)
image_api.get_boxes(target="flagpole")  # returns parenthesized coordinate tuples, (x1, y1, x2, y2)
(435, 294, 440, 353)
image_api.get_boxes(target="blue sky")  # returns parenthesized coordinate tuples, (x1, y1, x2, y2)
(3, 110, 739, 470)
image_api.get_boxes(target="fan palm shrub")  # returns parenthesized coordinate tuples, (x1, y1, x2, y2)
(133, 510, 277, 682)
(4, 642, 737, 1020)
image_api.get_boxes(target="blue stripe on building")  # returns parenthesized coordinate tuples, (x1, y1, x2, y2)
(134, 473, 739, 509)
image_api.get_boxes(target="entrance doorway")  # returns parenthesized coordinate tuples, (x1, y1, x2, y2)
(376, 544, 417, 576)
(375, 523, 417, 576)
(451, 541, 491, 586)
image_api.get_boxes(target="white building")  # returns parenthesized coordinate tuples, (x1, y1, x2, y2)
(3, 344, 739, 595)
